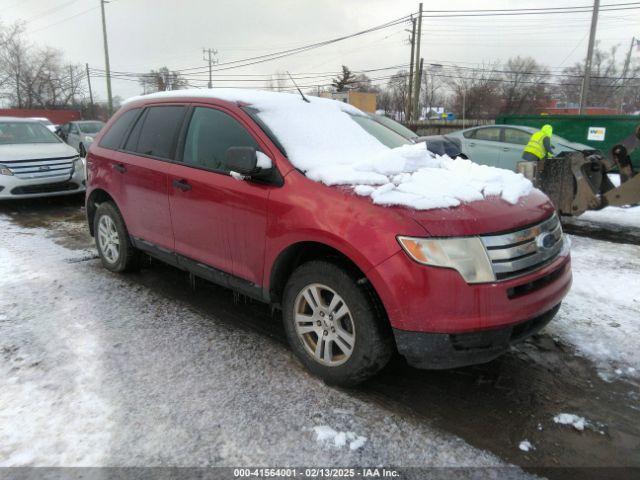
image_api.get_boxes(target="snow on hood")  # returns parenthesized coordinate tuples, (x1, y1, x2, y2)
(125, 89, 533, 210)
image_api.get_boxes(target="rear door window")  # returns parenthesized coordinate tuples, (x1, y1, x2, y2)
(99, 108, 140, 150)
(503, 128, 531, 146)
(182, 107, 259, 172)
(127, 105, 186, 159)
(474, 127, 501, 142)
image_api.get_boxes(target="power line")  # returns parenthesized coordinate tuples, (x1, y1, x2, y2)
(27, 5, 100, 34)
(22, 0, 81, 25)
(419, 3, 640, 18)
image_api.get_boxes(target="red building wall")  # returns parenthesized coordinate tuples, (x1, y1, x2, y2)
(0, 109, 82, 125)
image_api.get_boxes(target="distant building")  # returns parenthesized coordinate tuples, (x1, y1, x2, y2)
(320, 91, 377, 113)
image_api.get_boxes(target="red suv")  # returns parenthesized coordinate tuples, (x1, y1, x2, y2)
(85, 90, 572, 386)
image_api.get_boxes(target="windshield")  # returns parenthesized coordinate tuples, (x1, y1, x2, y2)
(79, 122, 104, 134)
(372, 114, 418, 140)
(0, 121, 61, 145)
(348, 114, 412, 149)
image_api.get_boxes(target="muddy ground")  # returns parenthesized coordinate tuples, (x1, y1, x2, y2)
(1, 195, 638, 479)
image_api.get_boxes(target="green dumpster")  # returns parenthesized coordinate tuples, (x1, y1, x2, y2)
(496, 114, 640, 169)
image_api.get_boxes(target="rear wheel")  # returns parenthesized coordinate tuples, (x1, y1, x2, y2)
(94, 202, 141, 273)
(282, 261, 393, 386)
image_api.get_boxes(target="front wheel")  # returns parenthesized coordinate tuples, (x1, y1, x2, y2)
(282, 261, 393, 386)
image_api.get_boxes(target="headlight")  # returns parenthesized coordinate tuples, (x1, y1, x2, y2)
(84, 135, 94, 143)
(397, 236, 495, 283)
(0, 164, 13, 176)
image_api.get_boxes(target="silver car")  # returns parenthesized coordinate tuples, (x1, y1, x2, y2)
(447, 125, 595, 171)
(57, 120, 105, 157)
(0, 117, 85, 199)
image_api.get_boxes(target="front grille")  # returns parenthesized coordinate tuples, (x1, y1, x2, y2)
(11, 181, 79, 195)
(2, 155, 78, 180)
(481, 213, 564, 281)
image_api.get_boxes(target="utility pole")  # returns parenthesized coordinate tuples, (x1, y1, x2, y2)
(619, 36, 637, 112)
(579, 0, 600, 114)
(100, 0, 113, 115)
(406, 17, 416, 122)
(69, 65, 75, 106)
(86, 63, 95, 119)
(412, 2, 423, 121)
(462, 87, 466, 129)
(203, 48, 218, 88)
(417, 58, 424, 121)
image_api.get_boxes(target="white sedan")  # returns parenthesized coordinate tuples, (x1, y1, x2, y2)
(0, 117, 85, 199)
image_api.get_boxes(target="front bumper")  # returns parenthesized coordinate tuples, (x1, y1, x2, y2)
(394, 304, 560, 369)
(0, 164, 86, 200)
(368, 242, 571, 334)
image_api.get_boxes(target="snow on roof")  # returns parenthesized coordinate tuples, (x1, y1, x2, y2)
(125, 88, 533, 210)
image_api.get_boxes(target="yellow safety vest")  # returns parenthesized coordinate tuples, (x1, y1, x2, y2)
(523, 130, 551, 160)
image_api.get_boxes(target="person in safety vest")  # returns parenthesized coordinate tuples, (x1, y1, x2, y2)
(522, 124, 554, 161)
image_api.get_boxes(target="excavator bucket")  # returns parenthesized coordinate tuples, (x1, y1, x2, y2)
(517, 125, 639, 217)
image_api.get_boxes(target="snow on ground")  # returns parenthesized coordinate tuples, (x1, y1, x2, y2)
(126, 89, 533, 210)
(579, 206, 640, 229)
(312, 426, 367, 451)
(518, 441, 534, 452)
(570, 174, 640, 229)
(553, 414, 587, 431)
(0, 215, 513, 469)
(548, 235, 640, 380)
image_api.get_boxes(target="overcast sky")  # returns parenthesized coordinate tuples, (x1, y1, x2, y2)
(2, 0, 639, 101)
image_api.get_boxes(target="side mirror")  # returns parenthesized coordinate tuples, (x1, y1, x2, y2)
(225, 147, 258, 175)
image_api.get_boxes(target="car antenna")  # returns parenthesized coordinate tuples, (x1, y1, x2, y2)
(287, 71, 310, 103)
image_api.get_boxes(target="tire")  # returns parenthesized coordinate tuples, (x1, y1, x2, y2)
(282, 261, 394, 386)
(93, 202, 141, 273)
(79, 143, 86, 158)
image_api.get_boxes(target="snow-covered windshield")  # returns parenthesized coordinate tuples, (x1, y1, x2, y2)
(0, 122, 61, 145)
(125, 89, 533, 210)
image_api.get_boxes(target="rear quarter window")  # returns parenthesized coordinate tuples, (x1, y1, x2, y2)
(99, 108, 141, 150)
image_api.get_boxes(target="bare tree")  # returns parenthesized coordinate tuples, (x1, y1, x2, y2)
(450, 63, 502, 119)
(559, 44, 639, 110)
(350, 73, 379, 93)
(0, 21, 86, 108)
(138, 66, 187, 94)
(265, 70, 288, 91)
(499, 56, 551, 115)
(420, 69, 444, 116)
(383, 70, 410, 120)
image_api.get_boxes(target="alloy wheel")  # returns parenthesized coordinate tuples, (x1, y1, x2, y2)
(294, 283, 356, 366)
(97, 214, 120, 264)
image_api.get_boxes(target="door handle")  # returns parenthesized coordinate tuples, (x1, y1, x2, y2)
(112, 163, 126, 173)
(469, 142, 475, 147)
(502, 147, 510, 151)
(172, 179, 192, 192)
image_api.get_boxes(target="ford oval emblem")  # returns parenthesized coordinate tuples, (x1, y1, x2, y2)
(536, 232, 556, 250)
(39, 165, 50, 171)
